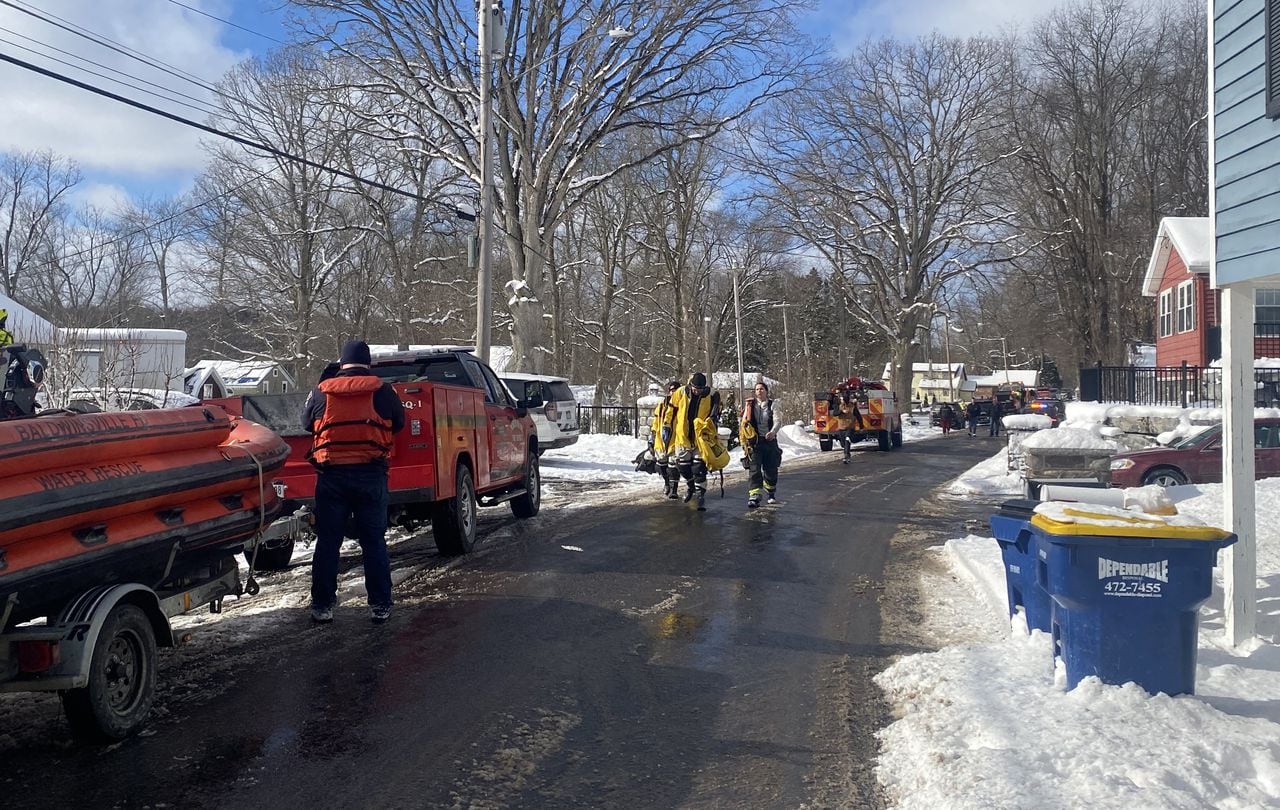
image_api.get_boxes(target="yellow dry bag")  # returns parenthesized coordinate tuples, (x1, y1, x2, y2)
(694, 416, 730, 472)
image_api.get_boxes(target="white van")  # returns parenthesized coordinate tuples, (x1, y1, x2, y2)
(499, 372, 580, 453)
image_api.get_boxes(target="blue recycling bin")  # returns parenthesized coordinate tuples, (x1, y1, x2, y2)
(1033, 513, 1236, 696)
(989, 499, 1053, 633)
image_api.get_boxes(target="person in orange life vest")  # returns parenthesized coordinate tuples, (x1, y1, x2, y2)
(302, 339, 405, 625)
(742, 381, 782, 508)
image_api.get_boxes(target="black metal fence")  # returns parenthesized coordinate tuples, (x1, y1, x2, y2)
(577, 404, 642, 437)
(1078, 363, 1280, 407)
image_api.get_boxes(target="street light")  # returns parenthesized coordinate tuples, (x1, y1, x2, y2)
(473, 8, 634, 364)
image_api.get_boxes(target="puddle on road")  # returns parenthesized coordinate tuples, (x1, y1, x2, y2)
(652, 612, 705, 639)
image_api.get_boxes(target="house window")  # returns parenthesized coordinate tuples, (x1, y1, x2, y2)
(1176, 281, 1195, 333)
(1269, 0, 1280, 118)
(1158, 289, 1174, 338)
(201, 383, 214, 399)
(1258, 289, 1280, 336)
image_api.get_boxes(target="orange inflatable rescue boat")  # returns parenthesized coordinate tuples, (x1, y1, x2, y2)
(0, 406, 288, 625)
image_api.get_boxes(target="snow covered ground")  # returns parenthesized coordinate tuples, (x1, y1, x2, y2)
(878, 403, 1280, 809)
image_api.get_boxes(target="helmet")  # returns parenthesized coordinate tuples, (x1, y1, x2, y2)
(0, 307, 7, 325)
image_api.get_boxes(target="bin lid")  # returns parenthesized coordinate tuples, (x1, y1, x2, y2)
(998, 498, 1039, 518)
(1030, 502, 1232, 542)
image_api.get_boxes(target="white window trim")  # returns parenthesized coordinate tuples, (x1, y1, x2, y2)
(1176, 280, 1195, 334)
(1158, 289, 1174, 338)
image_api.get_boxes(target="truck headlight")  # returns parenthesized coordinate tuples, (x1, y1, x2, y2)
(1109, 458, 1134, 471)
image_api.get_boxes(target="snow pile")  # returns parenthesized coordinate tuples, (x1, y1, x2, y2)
(1119, 484, 1177, 515)
(1020, 424, 1118, 451)
(1032, 500, 1211, 530)
(943, 448, 1023, 497)
(875, 631, 1280, 810)
(1003, 413, 1051, 430)
(881, 465, 1280, 806)
(776, 423, 820, 456)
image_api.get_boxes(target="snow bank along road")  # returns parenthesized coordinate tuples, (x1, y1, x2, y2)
(0, 435, 996, 809)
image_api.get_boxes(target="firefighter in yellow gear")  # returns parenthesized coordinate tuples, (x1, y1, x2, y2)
(648, 380, 681, 499)
(669, 371, 721, 511)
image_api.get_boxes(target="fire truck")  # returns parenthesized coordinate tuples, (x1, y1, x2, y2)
(812, 376, 903, 452)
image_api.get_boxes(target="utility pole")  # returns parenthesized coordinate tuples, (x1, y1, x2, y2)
(732, 268, 745, 408)
(475, 1, 499, 364)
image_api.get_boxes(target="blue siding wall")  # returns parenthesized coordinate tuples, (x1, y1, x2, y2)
(1215, 0, 1280, 284)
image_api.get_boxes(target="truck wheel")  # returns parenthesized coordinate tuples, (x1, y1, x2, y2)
(61, 603, 157, 741)
(891, 428, 903, 448)
(877, 430, 890, 451)
(819, 437, 833, 452)
(433, 465, 477, 556)
(511, 450, 541, 519)
(245, 538, 296, 572)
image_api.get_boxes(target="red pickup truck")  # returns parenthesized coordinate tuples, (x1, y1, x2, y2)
(207, 349, 542, 568)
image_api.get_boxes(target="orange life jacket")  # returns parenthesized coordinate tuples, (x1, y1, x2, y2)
(306, 375, 394, 467)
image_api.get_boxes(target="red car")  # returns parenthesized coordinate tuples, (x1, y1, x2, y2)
(1108, 418, 1280, 487)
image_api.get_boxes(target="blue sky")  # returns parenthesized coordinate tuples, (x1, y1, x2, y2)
(0, 0, 1067, 210)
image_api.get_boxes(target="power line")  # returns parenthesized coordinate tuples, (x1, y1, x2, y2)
(0, 50, 435, 204)
(0, 30, 224, 118)
(162, 0, 285, 44)
(0, 0, 220, 94)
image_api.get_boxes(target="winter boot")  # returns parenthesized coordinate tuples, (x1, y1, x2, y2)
(696, 491, 706, 511)
(766, 490, 777, 504)
(683, 485, 695, 503)
(668, 479, 680, 499)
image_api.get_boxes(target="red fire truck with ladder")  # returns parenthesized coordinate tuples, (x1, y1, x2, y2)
(812, 376, 903, 452)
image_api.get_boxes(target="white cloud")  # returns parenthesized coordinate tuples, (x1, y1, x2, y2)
(826, 0, 1187, 50)
(0, 0, 249, 177)
(74, 181, 132, 214)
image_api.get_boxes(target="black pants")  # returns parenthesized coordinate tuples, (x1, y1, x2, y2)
(747, 439, 781, 499)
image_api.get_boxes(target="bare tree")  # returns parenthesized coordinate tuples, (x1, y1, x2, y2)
(999, 0, 1183, 368)
(295, 0, 806, 371)
(195, 49, 379, 380)
(0, 149, 80, 299)
(753, 34, 1015, 402)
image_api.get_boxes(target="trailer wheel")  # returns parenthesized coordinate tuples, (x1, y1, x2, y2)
(818, 437, 833, 452)
(246, 538, 296, 572)
(433, 465, 477, 556)
(61, 603, 157, 741)
(510, 450, 541, 519)
(877, 430, 890, 451)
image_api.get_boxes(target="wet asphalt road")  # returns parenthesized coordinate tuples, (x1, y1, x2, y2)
(1, 435, 1001, 809)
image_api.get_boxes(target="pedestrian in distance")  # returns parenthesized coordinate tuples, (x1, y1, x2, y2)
(989, 400, 1003, 438)
(939, 402, 954, 436)
(670, 371, 721, 511)
(648, 380, 681, 500)
(302, 339, 406, 625)
(741, 381, 782, 508)
(965, 400, 981, 437)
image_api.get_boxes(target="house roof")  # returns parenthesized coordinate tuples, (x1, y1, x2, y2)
(711, 371, 781, 391)
(881, 362, 966, 379)
(1143, 217, 1209, 296)
(192, 359, 296, 389)
(182, 365, 226, 397)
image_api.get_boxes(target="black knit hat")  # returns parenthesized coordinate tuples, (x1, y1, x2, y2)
(339, 339, 372, 366)
(689, 372, 707, 388)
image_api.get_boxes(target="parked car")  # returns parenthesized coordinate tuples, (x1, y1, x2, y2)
(1108, 418, 1280, 487)
(499, 372, 580, 454)
(63, 387, 199, 412)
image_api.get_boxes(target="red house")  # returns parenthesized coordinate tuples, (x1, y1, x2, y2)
(1143, 217, 1280, 365)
